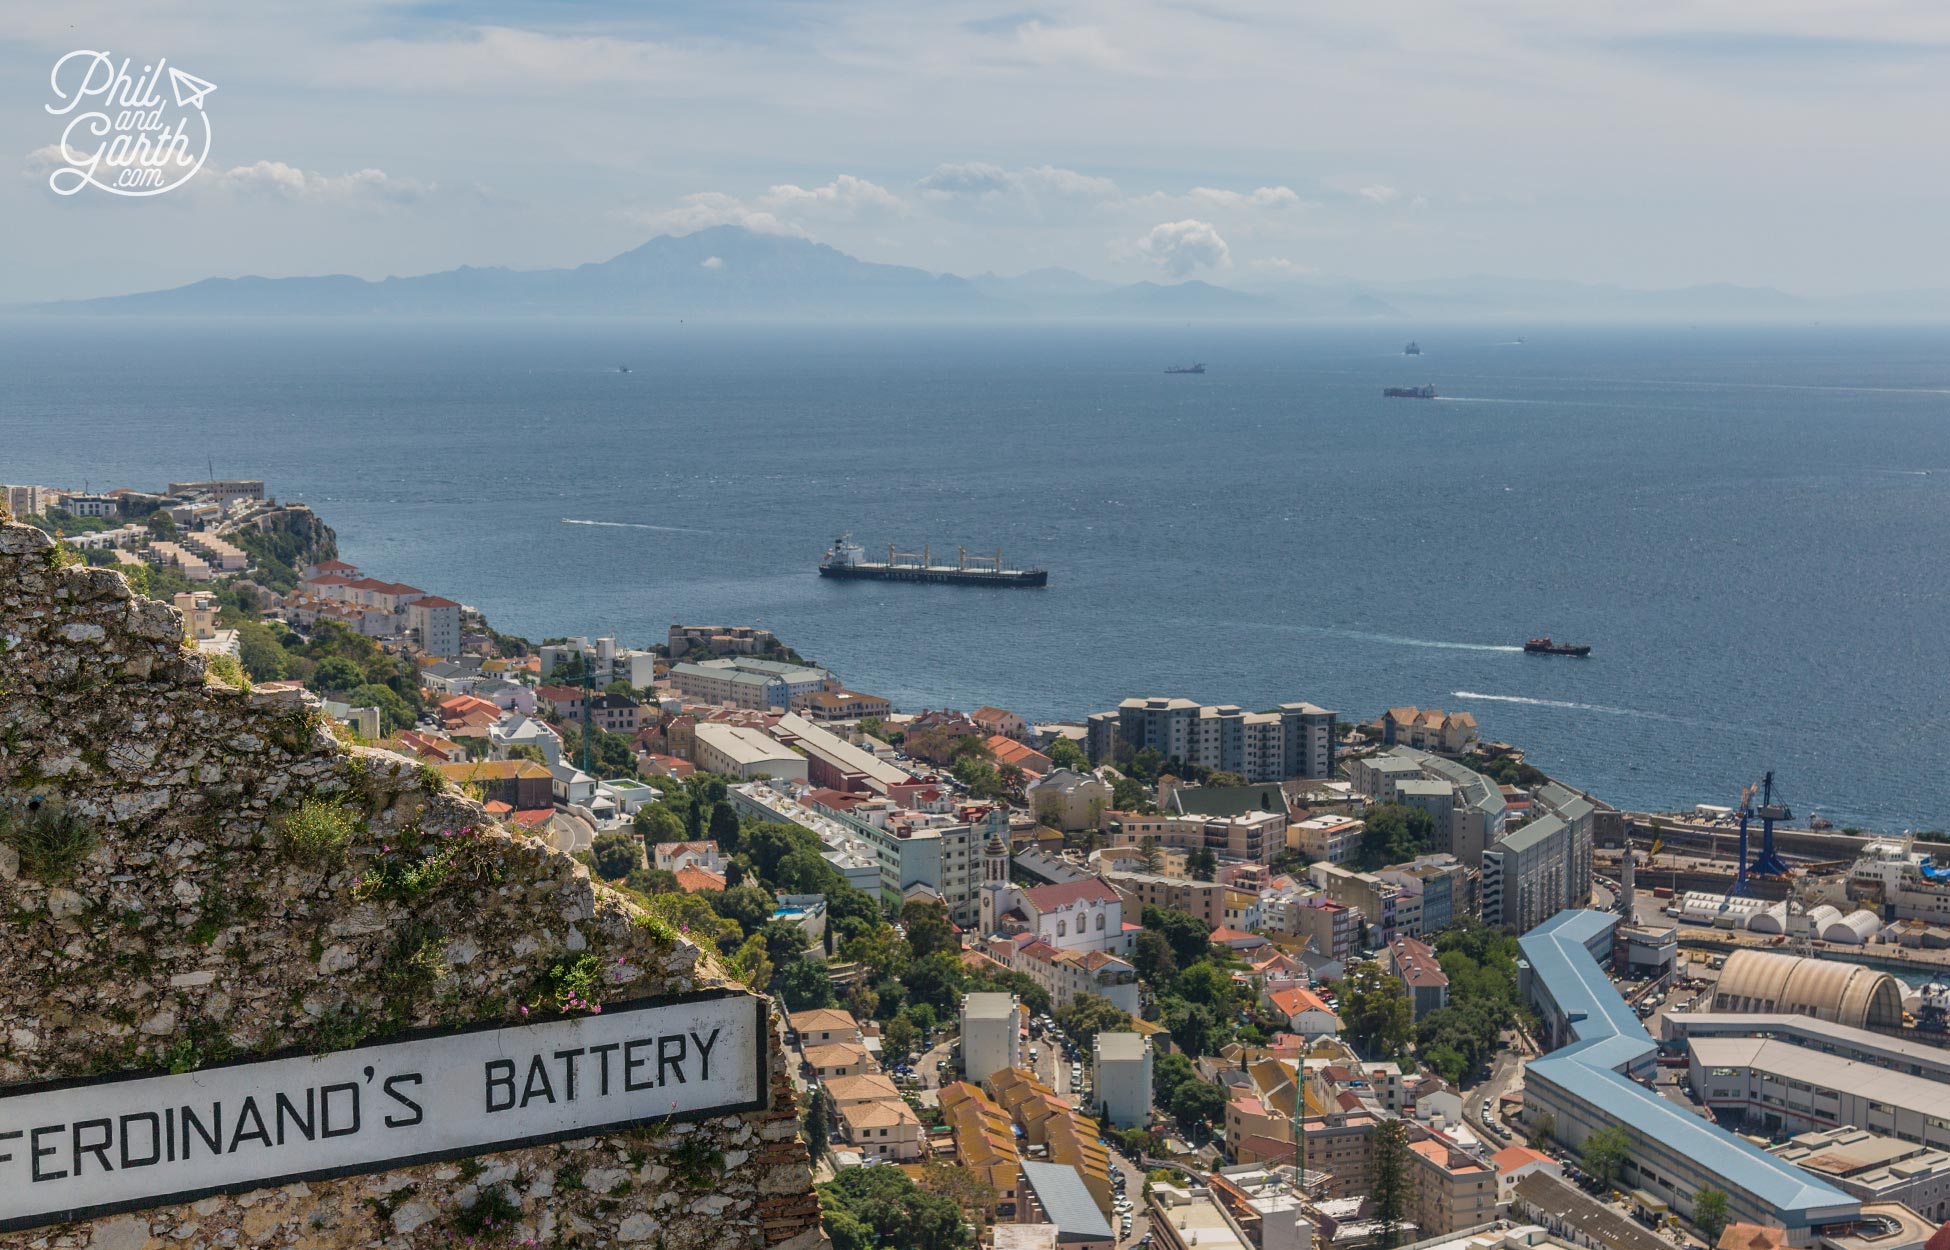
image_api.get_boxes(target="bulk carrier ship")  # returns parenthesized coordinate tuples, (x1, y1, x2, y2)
(818, 535, 1048, 587)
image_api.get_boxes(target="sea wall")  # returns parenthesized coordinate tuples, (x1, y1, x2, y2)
(0, 518, 822, 1249)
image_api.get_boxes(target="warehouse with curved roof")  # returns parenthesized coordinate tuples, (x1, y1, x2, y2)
(1712, 948, 1903, 1029)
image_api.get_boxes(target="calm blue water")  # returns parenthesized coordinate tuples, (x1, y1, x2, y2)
(4, 319, 1947, 830)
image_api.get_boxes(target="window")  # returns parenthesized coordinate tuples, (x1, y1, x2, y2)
(1096, 913, 1106, 931)
(1057, 920, 1067, 936)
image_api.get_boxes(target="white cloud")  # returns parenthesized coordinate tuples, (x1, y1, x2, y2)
(1357, 184, 1401, 205)
(1190, 185, 1304, 210)
(701, 255, 723, 269)
(197, 161, 434, 204)
(761, 174, 904, 219)
(1130, 219, 1232, 278)
(1252, 257, 1314, 276)
(917, 162, 1119, 205)
(616, 191, 806, 238)
(1010, 21, 1125, 70)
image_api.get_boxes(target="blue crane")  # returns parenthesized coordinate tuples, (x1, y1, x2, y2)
(1727, 770, 1793, 897)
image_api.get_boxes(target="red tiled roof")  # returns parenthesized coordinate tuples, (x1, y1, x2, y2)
(411, 595, 461, 609)
(304, 574, 356, 587)
(311, 559, 357, 572)
(1493, 1146, 1555, 1174)
(1270, 987, 1337, 1019)
(675, 866, 726, 893)
(510, 809, 553, 828)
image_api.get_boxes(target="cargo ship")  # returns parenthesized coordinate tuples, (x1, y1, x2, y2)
(1524, 637, 1591, 656)
(1848, 838, 1950, 923)
(1384, 384, 1436, 399)
(1165, 363, 1206, 374)
(819, 536, 1048, 587)
(1404, 341, 1421, 355)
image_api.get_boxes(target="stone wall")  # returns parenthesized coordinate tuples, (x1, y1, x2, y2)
(0, 519, 823, 1249)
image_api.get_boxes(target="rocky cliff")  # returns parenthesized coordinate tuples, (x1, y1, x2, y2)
(0, 518, 821, 1249)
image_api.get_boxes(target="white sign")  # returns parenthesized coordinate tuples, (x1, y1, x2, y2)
(44, 51, 216, 197)
(0, 991, 766, 1232)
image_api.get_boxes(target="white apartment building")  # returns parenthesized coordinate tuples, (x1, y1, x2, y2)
(406, 595, 463, 658)
(961, 992, 1022, 1085)
(1103, 698, 1338, 782)
(669, 657, 833, 711)
(1093, 1032, 1154, 1129)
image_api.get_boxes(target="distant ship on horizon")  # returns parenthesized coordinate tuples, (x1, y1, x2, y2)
(1404, 341, 1421, 355)
(1524, 636, 1592, 656)
(819, 535, 1048, 588)
(1164, 363, 1206, 374)
(1383, 384, 1437, 399)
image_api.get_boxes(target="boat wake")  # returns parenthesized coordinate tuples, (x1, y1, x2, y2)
(562, 518, 717, 535)
(1450, 690, 1752, 734)
(1269, 625, 1522, 652)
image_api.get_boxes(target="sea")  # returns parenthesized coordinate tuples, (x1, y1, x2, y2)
(3, 318, 1947, 831)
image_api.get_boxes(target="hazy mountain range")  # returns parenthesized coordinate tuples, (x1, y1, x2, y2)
(32, 226, 1950, 320)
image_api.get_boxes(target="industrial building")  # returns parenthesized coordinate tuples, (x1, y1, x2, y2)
(1688, 1037, 1950, 1150)
(1519, 910, 1860, 1242)
(692, 723, 810, 782)
(1770, 1127, 1950, 1220)
(1660, 1013, 1950, 1082)
(1710, 950, 1904, 1030)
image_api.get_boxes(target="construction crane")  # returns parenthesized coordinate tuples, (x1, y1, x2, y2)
(1727, 771, 1792, 898)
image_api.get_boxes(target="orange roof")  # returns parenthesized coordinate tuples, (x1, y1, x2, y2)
(1493, 1145, 1556, 1174)
(675, 866, 726, 893)
(510, 809, 553, 828)
(1270, 987, 1337, 1019)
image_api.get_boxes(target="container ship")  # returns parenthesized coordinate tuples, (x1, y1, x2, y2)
(819, 536, 1048, 587)
(1524, 637, 1591, 656)
(1383, 384, 1436, 399)
(1165, 363, 1206, 374)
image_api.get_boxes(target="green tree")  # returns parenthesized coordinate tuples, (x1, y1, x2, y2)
(820, 1165, 970, 1250)
(634, 803, 686, 845)
(1047, 738, 1088, 771)
(1370, 1119, 1414, 1249)
(843, 924, 912, 980)
(1172, 961, 1237, 1011)
(1355, 803, 1437, 871)
(884, 1014, 918, 1062)
(905, 951, 969, 1016)
(1692, 1188, 1730, 1242)
(1143, 906, 1213, 969)
(711, 802, 748, 854)
(775, 957, 837, 1011)
(624, 866, 679, 896)
(591, 830, 639, 880)
(312, 656, 365, 692)
(1170, 1078, 1228, 1128)
(714, 884, 775, 935)
(1581, 1125, 1631, 1191)
(1186, 847, 1218, 881)
(803, 1093, 830, 1159)
(1056, 992, 1135, 1045)
(1131, 929, 1178, 986)
(1137, 836, 1164, 874)
(1153, 1051, 1200, 1107)
(1339, 961, 1413, 1057)
(234, 618, 289, 682)
(351, 683, 414, 733)
(902, 899, 958, 959)
(1530, 1111, 1556, 1145)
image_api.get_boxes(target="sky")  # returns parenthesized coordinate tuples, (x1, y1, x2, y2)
(4, 0, 1949, 303)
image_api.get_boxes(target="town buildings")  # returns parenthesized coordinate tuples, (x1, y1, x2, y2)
(667, 623, 779, 658)
(669, 657, 834, 711)
(1090, 698, 1338, 782)
(1026, 768, 1114, 832)
(1389, 935, 1451, 1019)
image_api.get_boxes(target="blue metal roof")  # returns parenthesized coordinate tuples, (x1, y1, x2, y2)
(1019, 1161, 1115, 1240)
(1521, 910, 1856, 1220)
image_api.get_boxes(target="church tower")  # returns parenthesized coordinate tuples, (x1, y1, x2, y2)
(978, 812, 1011, 936)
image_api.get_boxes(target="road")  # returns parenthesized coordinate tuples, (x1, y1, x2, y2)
(1464, 1028, 1531, 1147)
